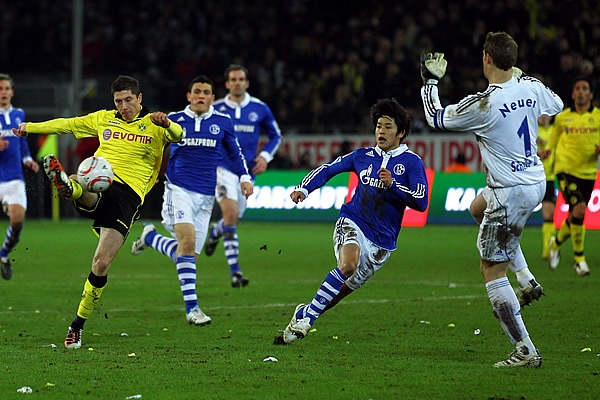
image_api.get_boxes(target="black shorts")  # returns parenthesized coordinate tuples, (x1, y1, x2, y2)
(556, 173, 595, 209)
(74, 181, 143, 239)
(543, 180, 557, 203)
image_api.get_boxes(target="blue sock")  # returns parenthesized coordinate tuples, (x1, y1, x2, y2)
(146, 230, 177, 263)
(176, 255, 198, 313)
(223, 225, 241, 276)
(1, 225, 21, 258)
(302, 267, 347, 325)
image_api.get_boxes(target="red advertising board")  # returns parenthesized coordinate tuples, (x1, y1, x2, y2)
(554, 176, 600, 229)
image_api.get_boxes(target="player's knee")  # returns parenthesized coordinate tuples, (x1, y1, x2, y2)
(338, 262, 357, 277)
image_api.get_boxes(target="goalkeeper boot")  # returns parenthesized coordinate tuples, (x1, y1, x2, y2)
(0, 257, 12, 280)
(186, 306, 212, 326)
(204, 223, 221, 256)
(282, 304, 312, 344)
(43, 154, 73, 198)
(231, 272, 249, 288)
(493, 347, 542, 368)
(131, 222, 156, 255)
(64, 326, 82, 349)
(518, 279, 545, 307)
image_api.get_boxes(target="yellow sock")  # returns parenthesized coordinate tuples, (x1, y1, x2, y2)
(542, 222, 555, 258)
(76, 279, 105, 319)
(571, 223, 586, 263)
(555, 220, 571, 248)
(70, 179, 84, 201)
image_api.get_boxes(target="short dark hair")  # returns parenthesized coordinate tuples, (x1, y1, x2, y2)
(370, 98, 412, 143)
(111, 75, 140, 95)
(573, 76, 594, 93)
(188, 75, 214, 93)
(224, 64, 249, 81)
(483, 32, 518, 71)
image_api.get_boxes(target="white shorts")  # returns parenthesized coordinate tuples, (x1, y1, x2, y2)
(0, 180, 27, 213)
(477, 181, 545, 262)
(215, 166, 247, 218)
(161, 181, 215, 254)
(332, 217, 391, 290)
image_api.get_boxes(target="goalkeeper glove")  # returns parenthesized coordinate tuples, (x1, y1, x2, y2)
(420, 52, 447, 85)
(512, 66, 524, 78)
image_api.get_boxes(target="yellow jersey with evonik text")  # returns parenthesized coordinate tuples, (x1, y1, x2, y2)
(27, 108, 183, 201)
(549, 106, 600, 180)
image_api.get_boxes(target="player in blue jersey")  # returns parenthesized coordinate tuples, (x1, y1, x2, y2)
(0, 74, 40, 280)
(131, 75, 253, 325)
(420, 32, 564, 368)
(205, 64, 282, 288)
(274, 98, 428, 345)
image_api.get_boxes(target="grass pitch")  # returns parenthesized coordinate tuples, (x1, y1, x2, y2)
(0, 219, 598, 399)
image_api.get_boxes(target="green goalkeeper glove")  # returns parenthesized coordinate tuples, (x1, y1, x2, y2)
(420, 52, 447, 85)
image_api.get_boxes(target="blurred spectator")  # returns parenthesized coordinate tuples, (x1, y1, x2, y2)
(444, 153, 473, 173)
(1, 0, 599, 135)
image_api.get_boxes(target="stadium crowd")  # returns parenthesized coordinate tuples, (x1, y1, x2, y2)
(1, 0, 599, 134)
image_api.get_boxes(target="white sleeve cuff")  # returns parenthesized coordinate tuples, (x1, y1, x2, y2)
(239, 175, 252, 183)
(259, 151, 273, 163)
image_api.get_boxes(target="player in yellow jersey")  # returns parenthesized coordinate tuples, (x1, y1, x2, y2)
(12, 75, 184, 348)
(547, 77, 600, 276)
(536, 114, 556, 259)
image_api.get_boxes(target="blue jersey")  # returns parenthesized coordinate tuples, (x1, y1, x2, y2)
(213, 93, 282, 178)
(0, 106, 33, 182)
(166, 105, 250, 195)
(297, 145, 428, 250)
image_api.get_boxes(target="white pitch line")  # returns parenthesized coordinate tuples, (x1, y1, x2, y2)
(0, 294, 484, 315)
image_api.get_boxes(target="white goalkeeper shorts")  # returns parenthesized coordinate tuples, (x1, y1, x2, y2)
(215, 166, 248, 218)
(477, 181, 545, 263)
(160, 181, 215, 254)
(0, 180, 27, 212)
(332, 217, 391, 291)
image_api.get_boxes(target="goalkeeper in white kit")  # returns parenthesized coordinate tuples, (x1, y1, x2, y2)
(420, 32, 564, 367)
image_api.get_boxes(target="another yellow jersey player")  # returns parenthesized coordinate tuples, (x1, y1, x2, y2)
(12, 75, 184, 348)
(536, 114, 556, 259)
(547, 77, 600, 276)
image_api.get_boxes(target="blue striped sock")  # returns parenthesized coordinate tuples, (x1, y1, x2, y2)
(223, 225, 241, 275)
(1, 225, 21, 258)
(146, 230, 177, 263)
(303, 267, 347, 324)
(176, 255, 198, 313)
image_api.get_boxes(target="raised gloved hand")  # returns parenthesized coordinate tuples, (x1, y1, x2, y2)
(420, 52, 447, 85)
(512, 66, 524, 78)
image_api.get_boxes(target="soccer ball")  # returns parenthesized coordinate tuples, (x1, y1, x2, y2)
(77, 156, 114, 193)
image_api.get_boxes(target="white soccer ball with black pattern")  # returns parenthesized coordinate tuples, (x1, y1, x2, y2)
(77, 156, 114, 193)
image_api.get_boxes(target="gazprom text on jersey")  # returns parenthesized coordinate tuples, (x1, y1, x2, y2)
(499, 98, 537, 118)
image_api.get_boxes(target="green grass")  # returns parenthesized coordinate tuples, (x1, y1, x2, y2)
(1, 220, 599, 399)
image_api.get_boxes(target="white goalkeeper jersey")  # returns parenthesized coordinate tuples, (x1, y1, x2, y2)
(421, 76, 564, 187)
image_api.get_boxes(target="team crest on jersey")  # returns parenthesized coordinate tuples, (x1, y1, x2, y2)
(393, 164, 405, 175)
(209, 124, 221, 135)
(138, 122, 148, 132)
(249, 112, 259, 122)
